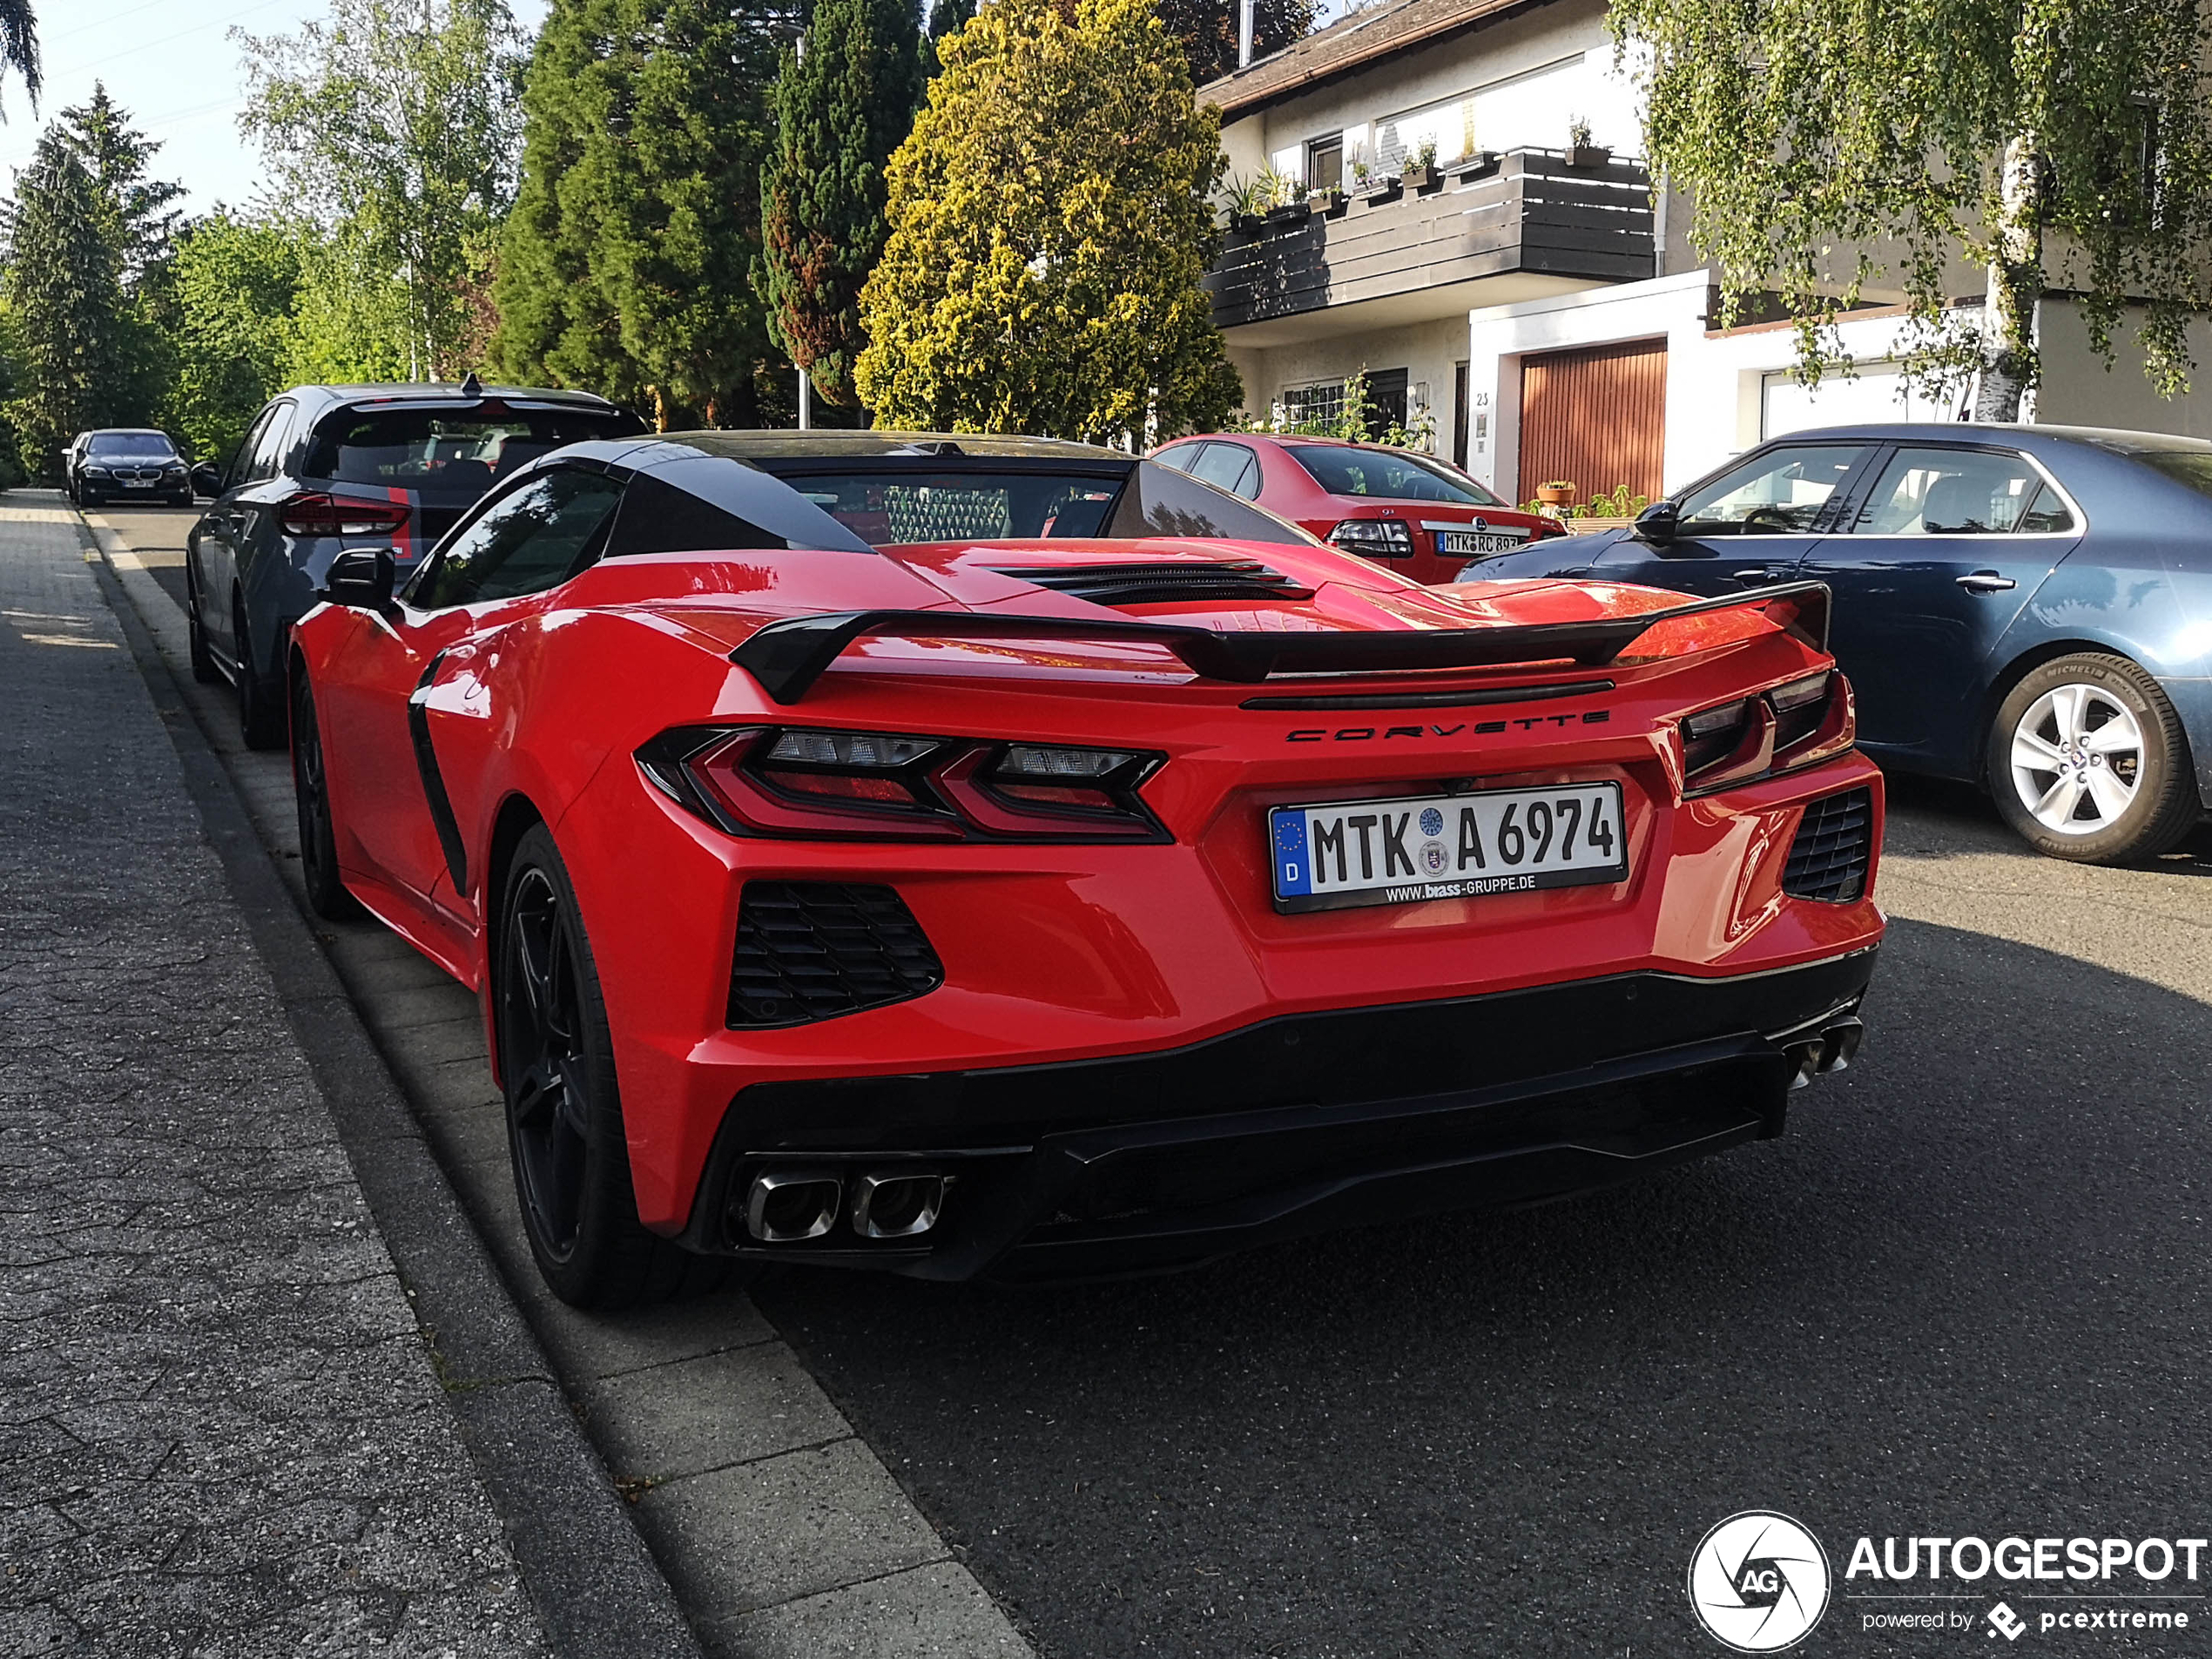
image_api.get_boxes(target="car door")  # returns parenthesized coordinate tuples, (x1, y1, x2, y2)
(1797, 442, 2082, 766)
(320, 465, 630, 934)
(1592, 443, 1877, 598)
(192, 404, 281, 658)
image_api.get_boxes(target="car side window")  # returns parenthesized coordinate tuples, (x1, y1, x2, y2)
(412, 468, 626, 609)
(246, 402, 293, 484)
(228, 407, 279, 492)
(1189, 442, 1262, 500)
(1676, 445, 1869, 537)
(1152, 443, 1202, 474)
(1852, 446, 2074, 536)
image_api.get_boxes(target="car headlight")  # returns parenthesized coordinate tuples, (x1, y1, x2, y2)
(84, 464, 112, 476)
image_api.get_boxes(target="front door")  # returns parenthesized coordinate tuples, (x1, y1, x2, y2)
(1799, 442, 2080, 769)
(1592, 442, 1876, 599)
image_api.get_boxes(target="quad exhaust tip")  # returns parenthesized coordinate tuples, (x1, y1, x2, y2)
(740, 1165, 950, 1244)
(1787, 1017, 1865, 1090)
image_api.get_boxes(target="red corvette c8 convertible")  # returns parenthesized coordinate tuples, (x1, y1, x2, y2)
(288, 431, 1885, 1307)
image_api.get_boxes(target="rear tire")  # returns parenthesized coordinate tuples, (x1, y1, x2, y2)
(291, 671, 363, 921)
(1987, 652, 2198, 864)
(234, 595, 286, 751)
(496, 824, 729, 1308)
(186, 559, 219, 685)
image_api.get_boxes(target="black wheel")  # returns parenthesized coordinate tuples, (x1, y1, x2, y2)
(234, 595, 286, 750)
(1987, 652, 2198, 864)
(496, 825, 727, 1308)
(291, 672, 362, 921)
(185, 559, 219, 685)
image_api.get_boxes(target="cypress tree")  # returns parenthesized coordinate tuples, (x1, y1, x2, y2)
(496, 0, 790, 427)
(757, 0, 922, 408)
(3, 140, 130, 474)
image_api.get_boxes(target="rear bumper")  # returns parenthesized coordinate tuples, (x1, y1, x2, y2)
(676, 946, 1878, 1278)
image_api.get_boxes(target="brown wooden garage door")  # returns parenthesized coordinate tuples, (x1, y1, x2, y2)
(1518, 337, 1668, 508)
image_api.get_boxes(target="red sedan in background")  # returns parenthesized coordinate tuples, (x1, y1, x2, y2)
(1151, 432, 1565, 586)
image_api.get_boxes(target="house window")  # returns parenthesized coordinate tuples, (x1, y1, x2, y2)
(1305, 134, 1343, 192)
(1280, 380, 1347, 428)
(1280, 369, 1408, 435)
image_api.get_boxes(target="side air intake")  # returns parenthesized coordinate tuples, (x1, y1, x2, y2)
(1782, 788, 1873, 903)
(728, 882, 943, 1028)
(993, 560, 1314, 607)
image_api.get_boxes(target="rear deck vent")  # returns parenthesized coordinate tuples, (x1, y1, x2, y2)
(729, 882, 943, 1028)
(1783, 787, 1873, 903)
(995, 560, 1314, 607)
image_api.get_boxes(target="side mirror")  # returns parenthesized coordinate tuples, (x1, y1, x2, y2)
(189, 462, 223, 499)
(322, 547, 395, 610)
(1633, 501, 1680, 545)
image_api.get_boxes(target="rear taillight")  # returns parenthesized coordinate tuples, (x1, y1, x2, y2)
(1328, 517, 1413, 558)
(636, 726, 1167, 842)
(1678, 671, 1854, 795)
(279, 492, 410, 538)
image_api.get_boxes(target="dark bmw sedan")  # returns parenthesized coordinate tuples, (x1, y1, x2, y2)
(1468, 423, 2212, 863)
(187, 381, 644, 749)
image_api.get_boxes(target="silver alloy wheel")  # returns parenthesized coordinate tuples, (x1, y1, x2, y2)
(2008, 682, 2145, 834)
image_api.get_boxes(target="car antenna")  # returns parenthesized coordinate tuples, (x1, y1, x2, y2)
(459, 371, 482, 397)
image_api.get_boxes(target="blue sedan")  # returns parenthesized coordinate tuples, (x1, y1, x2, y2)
(1471, 423, 2212, 863)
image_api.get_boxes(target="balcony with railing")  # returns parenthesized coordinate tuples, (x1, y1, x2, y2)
(1204, 146, 1655, 337)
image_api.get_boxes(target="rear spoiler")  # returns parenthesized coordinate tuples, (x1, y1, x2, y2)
(730, 581, 1831, 705)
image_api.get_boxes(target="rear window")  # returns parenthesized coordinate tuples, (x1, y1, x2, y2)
(304, 404, 638, 500)
(1287, 443, 1500, 505)
(778, 469, 1125, 545)
(2134, 449, 2212, 501)
(89, 433, 177, 458)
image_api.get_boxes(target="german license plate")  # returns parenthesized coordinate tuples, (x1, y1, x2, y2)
(1269, 782, 1627, 913)
(124, 478, 154, 489)
(1438, 528, 1524, 556)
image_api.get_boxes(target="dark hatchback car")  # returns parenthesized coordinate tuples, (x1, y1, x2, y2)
(69, 428, 192, 506)
(187, 381, 644, 747)
(1472, 423, 2212, 863)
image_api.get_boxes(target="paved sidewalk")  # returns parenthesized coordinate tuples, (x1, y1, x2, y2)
(0, 502, 545, 1656)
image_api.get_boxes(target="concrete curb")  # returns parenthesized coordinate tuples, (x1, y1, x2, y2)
(78, 515, 709, 1659)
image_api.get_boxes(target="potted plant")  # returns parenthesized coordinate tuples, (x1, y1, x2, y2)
(1536, 479, 1578, 509)
(1564, 118, 1611, 168)
(1308, 183, 1347, 214)
(1399, 138, 1440, 190)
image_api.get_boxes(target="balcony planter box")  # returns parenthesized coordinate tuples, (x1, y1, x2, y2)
(1264, 199, 1312, 226)
(1399, 163, 1440, 191)
(1230, 211, 1265, 233)
(1309, 188, 1348, 216)
(1357, 176, 1401, 203)
(1453, 150, 1501, 181)
(1564, 143, 1614, 168)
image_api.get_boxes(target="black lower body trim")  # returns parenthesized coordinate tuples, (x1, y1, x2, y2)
(678, 948, 1878, 1279)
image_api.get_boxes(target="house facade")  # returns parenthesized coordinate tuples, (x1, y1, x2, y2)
(1199, 0, 2212, 507)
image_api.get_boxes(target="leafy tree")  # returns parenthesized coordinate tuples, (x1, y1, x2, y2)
(0, 0, 36, 118)
(757, 0, 922, 407)
(1615, 0, 2212, 417)
(158, 212, 304, 466)
(236, 0, 522, 381)
(3, 140, 129, 474)
(856, 0, 1242, 443)
(1157, 0, 1313, 87)
(496, 0, 793, 427)
(56, 84, 184, 287)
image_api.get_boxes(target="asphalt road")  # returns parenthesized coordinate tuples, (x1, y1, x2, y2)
(102, 496, 2212, 1656)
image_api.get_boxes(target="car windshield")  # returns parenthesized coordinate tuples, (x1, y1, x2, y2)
(88, 433, 176, 458)
(303, 405, 637, 501)
(776, 469, 1125, 544)
(2134, 449, 2212, 502)
(1286, 444, 1500, 505)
